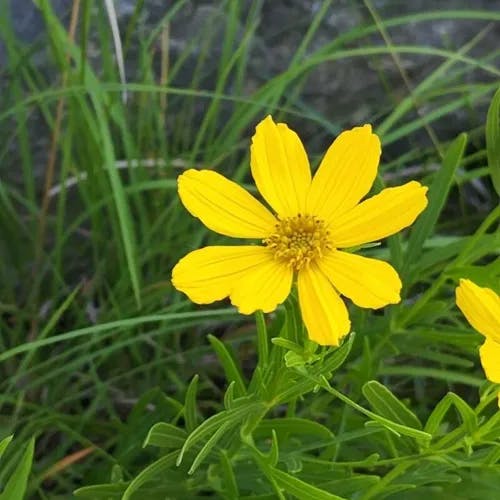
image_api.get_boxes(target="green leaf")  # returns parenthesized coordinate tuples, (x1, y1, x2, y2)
(319, 475, 380, 497)
(74, 483, 127, 498)
(255, 310, 269, 367)
(0, 437, 34, 500)
(319, 377, 432, 442)
(223, 381, 236, 409)
(271, 338, 304, 355)
(184, 375, 199, 433)
(208, 334, 247, 397)
(88, 88, 142, 308)
(177, 401, 267, 466)
(275, 334, 355, 403)
(121, 451, 178, 500)
(0, 435, 13, 459)
(188, 420, 233, 474)
(255, 418, 334, 441)
(403, 132, 467, 280)
(484, 443, 500, 465)
(0, 309, 237, 363)
(486, 86, 500, 195)
(219, 451, 239, 499)
(424, 392, 477, 436)
(266, 465, 347, 500)
(396, 461, 461, 487)
(362, 380, 422, 430)
(143, 423, 187, 449)
(110, 464, 124, 483)
(376, 483, 416, 497)
(267, 430, 279, 467)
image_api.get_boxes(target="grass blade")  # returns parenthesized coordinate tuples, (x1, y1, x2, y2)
(486, 87, 500, 195)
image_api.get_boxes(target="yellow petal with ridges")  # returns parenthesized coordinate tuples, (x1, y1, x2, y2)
(178, 169, 277, 238)
(456, 279, 500, 343)
(251, 115, 311, 217)
(307, 124, 380, 222)
(479, 338, 500, 383)
(319, 250, 402, 308)
(297, 264, 351, 346)
(329, 181, 428, 248)
(172, 246, 274, 304)
(230, 258, 293, 314)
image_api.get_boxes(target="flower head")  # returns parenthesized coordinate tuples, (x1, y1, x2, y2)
(456, 279, 500, 403)
(172, 116, 428, 345)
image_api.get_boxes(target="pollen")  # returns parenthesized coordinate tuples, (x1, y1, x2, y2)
(263, 214, 332, 270)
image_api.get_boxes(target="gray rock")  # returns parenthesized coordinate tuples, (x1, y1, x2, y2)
(1, 0, 499, 194)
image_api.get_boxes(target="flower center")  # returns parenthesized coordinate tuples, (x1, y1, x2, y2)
(263, 214, 332, 270)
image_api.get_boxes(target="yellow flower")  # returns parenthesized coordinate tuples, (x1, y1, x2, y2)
(456, 279, 500, 401)
(172, 116, 428, 345)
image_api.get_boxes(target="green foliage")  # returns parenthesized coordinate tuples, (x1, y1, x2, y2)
(0, 437, 34, 500)
(0, 0, 499, 498)
(486, 87, 500, 196)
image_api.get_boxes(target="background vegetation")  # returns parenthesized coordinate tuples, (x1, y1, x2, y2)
(0, 0, 499, 498)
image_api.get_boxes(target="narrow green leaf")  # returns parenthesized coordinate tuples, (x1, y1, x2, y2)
(378, 364, 484, 386)
(208, 334, 247, 397)
(0, 437, 34, 500)
(121, 451, 178, 500)
(476, 411, 500, 441)
(184, 375, 199, 433)
(255, 311, 269, 367)
(370, 413, 430, 441)
(374, 483, 416, 497)
(255, 417, 334, 441)
(403, 132, 467, 280)
(269, 466, 347, 500)
(74, 484, 126, 498)
(223, 381, 236, 410)
(486, 86, 500, 195)
(143, 423, 187, 449)
(268, 430, 279, 467)
(220, 451, 239, 499)
(0, 309, 237, 363)
(0, 435, 13, 459)
(275, 334, 355, 403)
(364, 420, 401, 437)
(271, 338, 304, 355)
(319, 377, 431, 442)
(177, 401, 266, 466)
(319, 475, 380, 498)
(424, 392, 477, 436)
(88, 89, 142, 307)
(445, 393, 477, 435)
(188, 420, 232, 474)
(484, 443, 500, 465)
(110, 465, 124, 483)
(362, 380, 422, 429)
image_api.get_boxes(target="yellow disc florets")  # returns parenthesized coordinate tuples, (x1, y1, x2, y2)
(263, 214, 332, 270)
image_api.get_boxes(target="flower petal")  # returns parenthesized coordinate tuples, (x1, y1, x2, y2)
(479, 338, 500, 383)
(319, 250, 402, 309)
(329, 181, 428, 248)
(297, 264, 351, 346)
(178, 169, 277, 238)
(172, 246, 275, 304)
(456, 279, 500, 343)
(251, 115, 311, 217)
(230, 258, 293, 314)
(307, 124, 380, 222)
